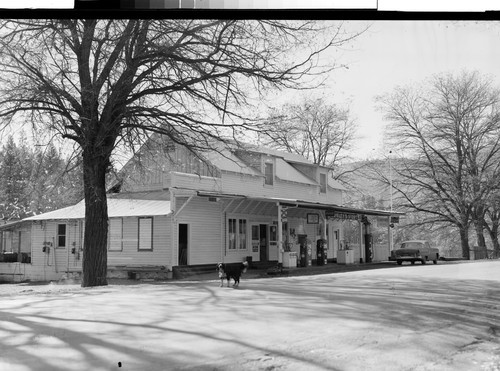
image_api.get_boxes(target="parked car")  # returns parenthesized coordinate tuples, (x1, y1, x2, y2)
(390, 240, 439, 265)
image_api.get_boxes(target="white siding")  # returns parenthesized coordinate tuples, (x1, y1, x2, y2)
(31, 222, 48, 268)
(0, 215, 172, 282)
(19, 228, 31, 254)
(373, 243, 390, 262)
(0, 263, 63, 282)
(108, 215, 171, 267)
(138, 217, 153, 250)
(27, 221, 83, 273)
(170, 172, 222, 193)
(171, 172, 343, 206)
(174, 197, 222, 265)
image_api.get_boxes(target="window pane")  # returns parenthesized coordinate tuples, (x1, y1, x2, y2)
(251, 225, 259, 240)
(270, 225, 277, 241)
(320, 173, 327, 193)
(265, 163, 273, 185)
(138, 218, 153, 250)
(239, 219, 247, 249)
(228, 219, 236, 249)
(57, 224, 66, 247)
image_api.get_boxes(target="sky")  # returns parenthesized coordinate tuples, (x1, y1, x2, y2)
(0, 16, 498, 165)
(315, 20, 500, 160)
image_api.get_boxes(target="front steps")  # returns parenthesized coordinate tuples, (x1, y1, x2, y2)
(172, 261, 278, 279)
(172, 264, 216, 279)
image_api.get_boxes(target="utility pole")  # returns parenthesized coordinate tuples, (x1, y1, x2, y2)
(388, 150, 394, 252)
(389, 150, 393, 213)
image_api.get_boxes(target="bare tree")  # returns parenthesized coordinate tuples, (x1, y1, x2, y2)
(377, 71, 500, 260)
(0, 19, 363, 286)
(484, 194, 500, 257)
(264, 97, 356, 167)
(262, 96, 357, 180)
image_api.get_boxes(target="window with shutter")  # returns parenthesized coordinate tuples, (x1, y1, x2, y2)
(109, 218, 123, 251)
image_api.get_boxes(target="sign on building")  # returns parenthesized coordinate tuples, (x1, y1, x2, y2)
(326, 211, 361, 221)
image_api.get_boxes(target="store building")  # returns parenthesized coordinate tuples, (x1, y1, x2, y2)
(0, 138, 401, 282)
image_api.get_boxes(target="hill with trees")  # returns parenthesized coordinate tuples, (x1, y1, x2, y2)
(0, 135, 83, 221)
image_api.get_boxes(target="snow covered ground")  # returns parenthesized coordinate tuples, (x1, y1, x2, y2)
(0, 260, 499, 371)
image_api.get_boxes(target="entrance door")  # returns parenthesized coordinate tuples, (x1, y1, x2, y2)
(259, 224, 268, 262)
(178, 224, 188, 266)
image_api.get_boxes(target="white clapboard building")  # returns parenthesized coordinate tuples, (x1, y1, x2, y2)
(0, 137, 400, 282)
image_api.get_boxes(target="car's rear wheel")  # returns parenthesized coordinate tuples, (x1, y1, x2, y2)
(397, 260, 402, 265)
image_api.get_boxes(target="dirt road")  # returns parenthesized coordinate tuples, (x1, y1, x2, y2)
(0, 260, 499, 371)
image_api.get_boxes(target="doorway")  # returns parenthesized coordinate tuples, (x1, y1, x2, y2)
(259, 224, 268, 262)
(178, 224, 188, 266)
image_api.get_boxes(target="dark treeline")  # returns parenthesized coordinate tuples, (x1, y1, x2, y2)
(0, 135, 84, 221)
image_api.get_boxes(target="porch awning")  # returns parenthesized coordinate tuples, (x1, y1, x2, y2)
(0, 199, 174, 231)
(25, 198, 172, 221)
(196, 191, 404, 217)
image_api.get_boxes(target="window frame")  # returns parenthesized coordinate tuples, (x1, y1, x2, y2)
(320, 173, 327, 194)
(227, 217, 248, 251)
(138, 217, 154, 251)
(228, 218, 237, 250)
(264, 161, 274, 186)
(57, 223, 67, 248)
(238, 219, 247, 250)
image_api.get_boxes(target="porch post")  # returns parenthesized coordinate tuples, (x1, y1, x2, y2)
(359, 218, 364, 263)
(322, 212, 327, 240)
(388, 215, 393, 252)
(277, 203, 283, 265)
(170, 189, 177, 267)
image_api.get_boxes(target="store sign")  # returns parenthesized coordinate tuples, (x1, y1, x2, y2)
(280, 208, 288, 223)
(252, 241, 259, 252)
(326, 211, 360, 221)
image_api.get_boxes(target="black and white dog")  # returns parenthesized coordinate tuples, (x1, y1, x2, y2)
(216, 261, 248, 287)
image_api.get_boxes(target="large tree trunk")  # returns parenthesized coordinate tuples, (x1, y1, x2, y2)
(473, 220, 488, 258)
(485, 219, 500, 259)
(488, 229, 500, 258)
(82, 148, 109, 287)
(459, 226, 470, 260)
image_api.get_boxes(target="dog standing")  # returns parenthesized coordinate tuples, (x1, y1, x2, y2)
(216, 261, 248, 287)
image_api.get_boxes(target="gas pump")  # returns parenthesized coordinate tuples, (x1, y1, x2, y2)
(298, 235, 307, 267)
(364, 234, 373, 263)
(316, 239, 327, 266)
(362, 215, 373, 263)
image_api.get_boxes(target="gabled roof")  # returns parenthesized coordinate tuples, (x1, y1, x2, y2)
(202, 148, 261, 176)
(275, 157, 318, 185)
(117, 133, 343, 188)
(240, 144, 312, 165)
(25, 198, 172, 221)
(328, 177, 347, 191)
